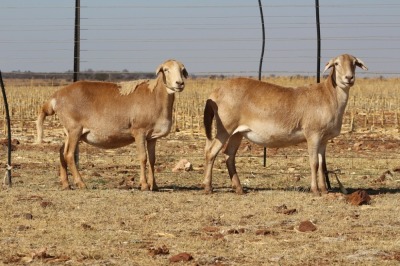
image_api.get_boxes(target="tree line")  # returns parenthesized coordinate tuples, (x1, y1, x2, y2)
(3, 70, 156, 82)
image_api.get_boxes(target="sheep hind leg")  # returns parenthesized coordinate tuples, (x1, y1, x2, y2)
(322, 154, 332, 190)
(317, 144, 328, 194)
(59, 143, 70, 190)
(224, 133, 244, 194)
(203, 132, 230, 194)
(63, 128, 87, 189)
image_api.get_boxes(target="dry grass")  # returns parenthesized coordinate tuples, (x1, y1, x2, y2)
(0, 76, 399, 265)
(1, 187, 400, 265)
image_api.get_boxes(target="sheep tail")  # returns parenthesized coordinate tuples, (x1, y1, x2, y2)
(203, 99, 215, 140)
(36, 100, 55, 144)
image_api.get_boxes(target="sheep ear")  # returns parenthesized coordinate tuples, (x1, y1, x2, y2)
(323, 59, 334, 74)
(156, 64, 163, 75)
(355, 57, 368, 70)
(182, 67, 188, 79)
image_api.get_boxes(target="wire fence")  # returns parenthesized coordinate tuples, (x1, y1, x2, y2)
(1, 1, 400, 77)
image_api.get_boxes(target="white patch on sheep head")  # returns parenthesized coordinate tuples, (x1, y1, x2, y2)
(323, 54, 368, 90)
(156, 59, 188, 94)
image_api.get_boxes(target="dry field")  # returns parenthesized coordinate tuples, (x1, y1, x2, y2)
(0, 76, 399, 265)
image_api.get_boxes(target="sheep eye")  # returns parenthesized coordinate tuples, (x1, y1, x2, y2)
(163, 68, 169, 72)
(334, 62, 339, 66)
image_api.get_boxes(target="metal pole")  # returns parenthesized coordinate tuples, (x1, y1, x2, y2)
(74, 0, 80, 82)
(315, 0, 331, 190)
(258, 0, 267, 167)
(74, 0, 80, 166)
(315, 0, 321, 83)
(0, 71, 12, 187)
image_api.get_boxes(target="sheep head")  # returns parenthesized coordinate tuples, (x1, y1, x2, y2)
(323, 54, 368, 89)
(156, 59, 188, 94)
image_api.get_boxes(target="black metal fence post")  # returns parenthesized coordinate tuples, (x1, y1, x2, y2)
(74, 0, 80, 83)
(258, 0, 267, 167)
(315, 0, 331, 190)
(0, 71, 12, 187)
(74, 0, 80, 166)
(315, 0, 321, 83)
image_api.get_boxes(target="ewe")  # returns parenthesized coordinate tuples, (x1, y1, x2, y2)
(203, 54, 367, 195)
(37, 59, 188, 190)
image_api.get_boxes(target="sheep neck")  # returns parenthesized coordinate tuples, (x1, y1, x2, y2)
(326, 69, 350, 123)
(155, 74, 175, 120)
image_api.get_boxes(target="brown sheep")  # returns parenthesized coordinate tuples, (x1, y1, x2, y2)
(203, 54, 367, 195)
(36, 59, 188, 190)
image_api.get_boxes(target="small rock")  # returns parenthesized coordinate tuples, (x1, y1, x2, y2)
(298, 220, 317, 232)
(255, 229, 275, 236)
(169, 252, 193, 263)
(273, 204, 297, 215)
(184, 162, 193, 171)
(40, 201, 53, 208)
(226, 228, 245, 234)
(18, 225, 30, 231)
(81, 223, 93, 230)
(148, 245, 169, 257)
(172, 159, 192, 172)
(23, 213, 33, 220)
(346, 190, 371, 206)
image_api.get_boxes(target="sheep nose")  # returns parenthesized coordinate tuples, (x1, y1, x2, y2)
(176, 81, 184, 86)
(345, 75, 354, 81)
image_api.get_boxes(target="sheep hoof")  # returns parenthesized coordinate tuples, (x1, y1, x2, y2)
(140, 183, 150, 191)
(149, 183, 159, 191)
(311, 191, 321, 197)
(75, 182, 87, 189)
(203, 185, 213, 194)
(232, 182, 244, 194)
(61, 184, 71, 190)
(235, 187, 245, 195)
(320, 189, 328, 195)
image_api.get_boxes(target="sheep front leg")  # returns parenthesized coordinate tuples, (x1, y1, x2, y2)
(146, 138, 158, 191)
(134, 132, 150, 191)
(307, 140, 320, 195)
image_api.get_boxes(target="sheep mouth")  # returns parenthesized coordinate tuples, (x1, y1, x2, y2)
(173, 84, 185, 91)
(173, 88, 184, 92)
(167, 85, 185, 93)
(341, 80, 354, 87)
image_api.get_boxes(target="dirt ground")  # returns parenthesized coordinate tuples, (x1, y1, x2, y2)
(1, 116, 400, 265)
